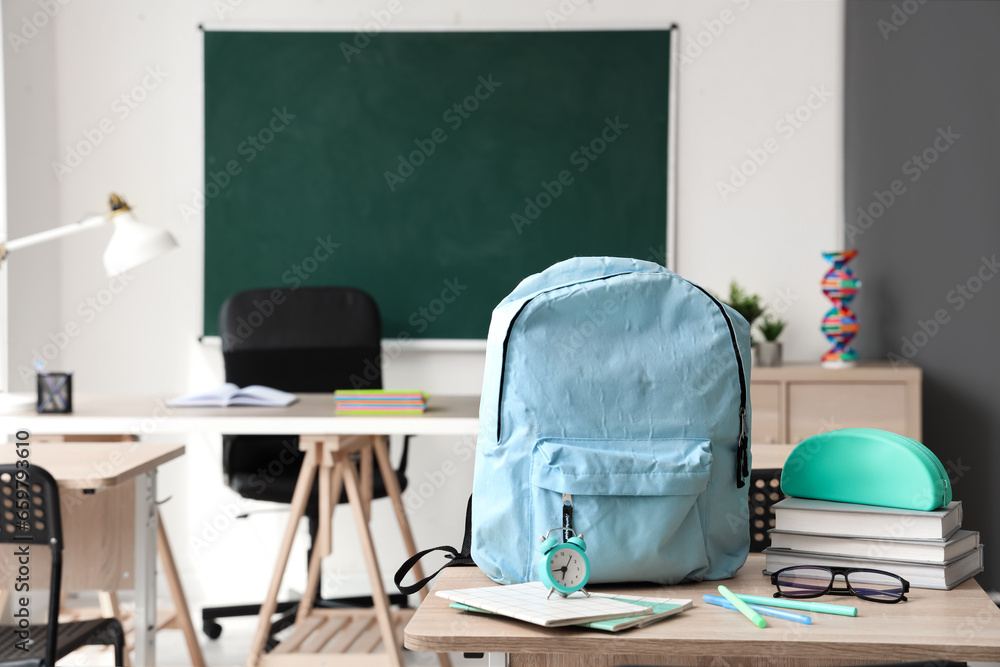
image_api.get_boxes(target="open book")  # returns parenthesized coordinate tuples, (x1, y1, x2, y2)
(450, 593, 692, 632)
(167, 383, 298, 408)
(437, 582, 653, 628)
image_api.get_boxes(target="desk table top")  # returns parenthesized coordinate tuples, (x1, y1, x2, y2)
(404, 554, 1000, 663)
(0, 441, 185, 488)
(0, 393, 481, 437)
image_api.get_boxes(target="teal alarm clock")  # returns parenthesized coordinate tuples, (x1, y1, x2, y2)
(538, 528, 590, 599)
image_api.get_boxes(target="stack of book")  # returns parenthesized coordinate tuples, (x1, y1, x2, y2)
(333, 390, 427, 415)
(764, 498, 983, 590)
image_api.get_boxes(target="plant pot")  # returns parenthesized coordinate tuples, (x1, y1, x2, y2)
(758, 341, 783, 367)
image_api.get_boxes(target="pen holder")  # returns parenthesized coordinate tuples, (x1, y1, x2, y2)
(36, 372, 73, 414)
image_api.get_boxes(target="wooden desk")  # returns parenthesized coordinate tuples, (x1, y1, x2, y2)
(0, 441, 187, 667)
(0, 394, 480, 666)
(0, 393, 480, 436)
(20, 441, 183, 488)
(404, 554, 1000, 666)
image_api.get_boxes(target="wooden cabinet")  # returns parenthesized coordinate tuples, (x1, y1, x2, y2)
(749, 362, 921, 469)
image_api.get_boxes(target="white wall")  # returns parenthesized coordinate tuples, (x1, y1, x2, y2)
(3, 0, 62, 395)
(3, 0, 844, 611)
(0, 8, 6, 387)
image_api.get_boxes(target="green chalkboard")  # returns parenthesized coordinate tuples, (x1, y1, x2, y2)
(204, 30, 671, 338)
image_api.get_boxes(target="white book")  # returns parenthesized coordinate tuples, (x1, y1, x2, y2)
(449, 593, 692, 632)
(763, 545, 984, 590)
(437, 582, 653, 628)
(769, 529, 980, 564)
(167, 383, 298, 408)
(772, 497, 963, 540)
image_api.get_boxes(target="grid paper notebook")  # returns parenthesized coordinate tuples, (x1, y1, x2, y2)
(437, 582, 653, 628)
(586, 594, 693, 631)
(450, 593, 693, 632)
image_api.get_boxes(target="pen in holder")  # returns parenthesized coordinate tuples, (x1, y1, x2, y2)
(37, 371, 73, 414)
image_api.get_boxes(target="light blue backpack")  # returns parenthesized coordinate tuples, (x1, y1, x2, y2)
(473, 257, 751, 585)
(395, 257, 751, 593)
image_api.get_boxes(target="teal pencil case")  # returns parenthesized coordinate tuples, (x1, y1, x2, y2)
(780, 428, 952, 511)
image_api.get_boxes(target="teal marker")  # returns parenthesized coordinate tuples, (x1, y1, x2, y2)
(718, 585, 766, 628)
(703, 595, 812, 625)
(734, 593, 858, 617)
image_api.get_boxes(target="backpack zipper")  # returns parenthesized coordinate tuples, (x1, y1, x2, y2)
(495, 273, 749, 489)
(496, 273, 633, 442)
(562, 493, 574, 541)
(689, 283, 749, 488)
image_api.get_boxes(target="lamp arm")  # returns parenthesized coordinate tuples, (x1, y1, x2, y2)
(0, 213, 109, 261)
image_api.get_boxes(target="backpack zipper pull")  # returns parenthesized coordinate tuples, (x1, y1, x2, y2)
(737, 406, 749, 488)
(562, 494, 574, 542)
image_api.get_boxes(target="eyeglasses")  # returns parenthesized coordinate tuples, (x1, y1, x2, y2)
(770, 566, 910, 603)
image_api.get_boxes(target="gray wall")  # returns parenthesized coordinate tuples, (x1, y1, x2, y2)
(845, 0, 1000, 591)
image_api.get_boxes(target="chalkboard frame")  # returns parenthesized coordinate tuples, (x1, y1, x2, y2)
(201, 24, 679, 347)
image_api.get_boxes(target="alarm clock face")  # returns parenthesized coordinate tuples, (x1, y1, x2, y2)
(548, 546, 587, 588)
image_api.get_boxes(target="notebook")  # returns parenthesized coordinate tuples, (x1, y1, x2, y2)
(333, 390, 427, 415)
(437, 582, 653, 628)
(585, 594, 693, 631)
(450, 593, 692, 632)
(167, 383, 297, 408)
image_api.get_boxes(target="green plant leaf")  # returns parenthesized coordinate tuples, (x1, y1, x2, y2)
(725, 281, 764, 325)
(759, 315, 786, 342)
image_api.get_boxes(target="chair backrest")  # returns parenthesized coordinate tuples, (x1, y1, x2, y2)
(219, 287, 383, 392)
(219, 287, 399, 508)
(0, 464, 62, 665)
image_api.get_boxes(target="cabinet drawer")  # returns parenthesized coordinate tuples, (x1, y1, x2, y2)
(750, 382, 780, 444)
(788, 383, 908, 443)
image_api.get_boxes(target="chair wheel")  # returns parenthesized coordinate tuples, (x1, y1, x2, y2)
(203, 620, 223, 640)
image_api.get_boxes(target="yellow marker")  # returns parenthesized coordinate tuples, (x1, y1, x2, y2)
(717, 585, 767, 628)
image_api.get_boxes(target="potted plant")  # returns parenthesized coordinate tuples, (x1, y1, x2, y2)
(757, 315, 786, 367)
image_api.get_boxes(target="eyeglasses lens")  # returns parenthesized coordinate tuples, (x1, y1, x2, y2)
(775, 567, 832, 597)
(846, 570, 905, 601)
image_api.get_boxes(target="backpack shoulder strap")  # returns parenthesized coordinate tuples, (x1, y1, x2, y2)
(394, 495, 475, 596)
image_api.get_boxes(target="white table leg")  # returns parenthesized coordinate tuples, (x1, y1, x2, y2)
(134, 470, 157, 666)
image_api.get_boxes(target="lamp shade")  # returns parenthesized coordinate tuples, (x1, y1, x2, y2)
(102, 210, 178, 276)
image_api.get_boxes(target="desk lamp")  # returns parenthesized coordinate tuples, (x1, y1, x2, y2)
(0, 193, 177, 275)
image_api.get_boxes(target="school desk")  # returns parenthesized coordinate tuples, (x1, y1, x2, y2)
(0, 441, 197, 666)
(404, 553, 1000, 667)
(0, 393, 480, 666)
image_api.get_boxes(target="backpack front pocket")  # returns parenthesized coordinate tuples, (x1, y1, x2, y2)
(530, 437, 713, 585)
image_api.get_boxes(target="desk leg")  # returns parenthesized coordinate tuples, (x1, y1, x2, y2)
(340, 453, 403, 667)
(134, 470, 157, 667)
(296, 454, 343, 623)
(373, 436, 453, 667)
(157, 512, 206, 667)
(372, 436, 426, 587)
(247, 445, 319, 667)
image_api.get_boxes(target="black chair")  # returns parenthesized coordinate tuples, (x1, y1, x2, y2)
(201, 287, 411, 643)
(0, 465, 125, 667)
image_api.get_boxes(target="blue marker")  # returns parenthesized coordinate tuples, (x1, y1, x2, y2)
(703, 594, 812, 625)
